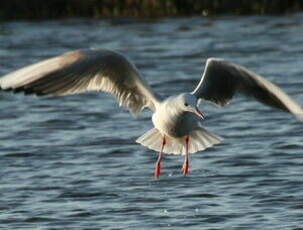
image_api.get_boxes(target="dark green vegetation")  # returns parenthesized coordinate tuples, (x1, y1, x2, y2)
(1, 0, 303, 20)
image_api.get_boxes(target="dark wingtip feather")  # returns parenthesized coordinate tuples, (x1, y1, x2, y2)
(2, 87, 13, 92)
(7, 86, 42, 96)
(23, 87, 44, 96)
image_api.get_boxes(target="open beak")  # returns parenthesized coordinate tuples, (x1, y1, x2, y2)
(194, 107, 205, 119)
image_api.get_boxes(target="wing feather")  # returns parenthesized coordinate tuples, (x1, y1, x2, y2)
(192, 58, 303, 119)
(0, 49, 160, 115)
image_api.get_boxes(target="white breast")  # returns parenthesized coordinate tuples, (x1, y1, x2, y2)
(152, 101, 199, 138)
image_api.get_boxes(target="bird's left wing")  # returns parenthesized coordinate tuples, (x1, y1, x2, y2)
(192, 58, 303, 119)
(0, 49, 160, 115)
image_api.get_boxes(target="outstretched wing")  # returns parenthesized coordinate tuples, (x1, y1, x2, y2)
(192, 58, 303, 118)
(0, 49, 160, 115)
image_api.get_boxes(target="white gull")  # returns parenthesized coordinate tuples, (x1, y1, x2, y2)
(1, 49, 302, 177)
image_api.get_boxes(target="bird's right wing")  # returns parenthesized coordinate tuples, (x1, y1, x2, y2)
(192, 58, 303, 119)
(0, 49, 160, 115)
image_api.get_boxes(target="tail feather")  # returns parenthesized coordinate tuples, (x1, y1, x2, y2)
(191, 128, 222, 153)
(136, 127, 222, 155)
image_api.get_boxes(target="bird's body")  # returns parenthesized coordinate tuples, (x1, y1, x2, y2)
(0, 48, 302, 178)
(152, 95, 199, 138)
(137, 93, 222, 176)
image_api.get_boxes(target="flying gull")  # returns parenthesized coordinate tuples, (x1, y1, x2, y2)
(0, 49, 302, 178)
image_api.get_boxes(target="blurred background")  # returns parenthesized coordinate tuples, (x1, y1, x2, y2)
(1, 0, 303, 20)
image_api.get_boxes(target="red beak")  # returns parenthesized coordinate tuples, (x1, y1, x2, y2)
(194, 107, 205, 119)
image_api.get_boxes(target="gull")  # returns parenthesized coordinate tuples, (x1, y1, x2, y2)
(0, 49, 302, 178)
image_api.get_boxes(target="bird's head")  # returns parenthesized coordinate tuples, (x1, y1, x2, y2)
(179, 93, 205, 119)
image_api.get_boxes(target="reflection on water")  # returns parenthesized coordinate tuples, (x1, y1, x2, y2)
(1, 14, 303, 229)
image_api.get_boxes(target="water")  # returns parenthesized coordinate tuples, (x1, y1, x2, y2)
(1, 14, 303, 230)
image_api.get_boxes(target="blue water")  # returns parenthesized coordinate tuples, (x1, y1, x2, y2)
(1, 14, 303, 229)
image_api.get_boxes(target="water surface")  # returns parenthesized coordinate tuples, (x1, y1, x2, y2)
(1, 15, 303, 230)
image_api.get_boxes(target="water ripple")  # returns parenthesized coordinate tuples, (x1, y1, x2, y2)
(1, 14, 303, 229)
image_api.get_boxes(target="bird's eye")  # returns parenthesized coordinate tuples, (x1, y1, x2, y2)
(184, 103, 188, 107)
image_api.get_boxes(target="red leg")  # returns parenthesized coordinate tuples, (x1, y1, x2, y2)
(181, 136, 189, 176)
(154, 136, 166, 178)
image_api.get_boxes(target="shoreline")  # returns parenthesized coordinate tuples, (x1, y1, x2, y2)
(0, 0, 303, 21)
